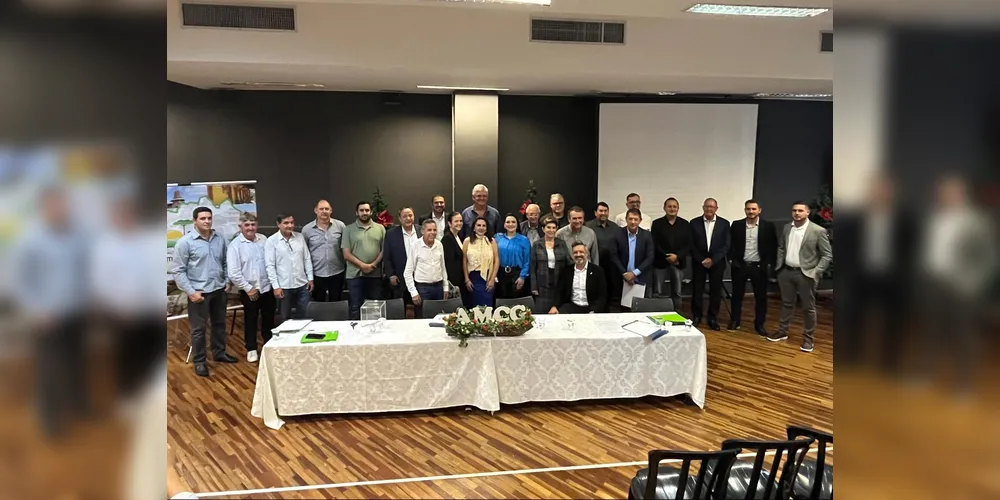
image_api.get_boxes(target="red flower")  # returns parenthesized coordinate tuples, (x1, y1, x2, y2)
(519, 199, 531, 215)
(375, 210, 394, 228)
(819, 207, 833, 222)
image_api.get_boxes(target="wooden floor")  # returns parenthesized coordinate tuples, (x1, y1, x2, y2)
(167, 297, 833, 499)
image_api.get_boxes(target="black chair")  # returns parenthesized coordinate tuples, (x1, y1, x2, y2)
(786, 426, 832, 500)
(421, 298, 464, 316)
(384, 298, 405, 320)
(305, 300, 350, 321)
(631, 298, 675, 313)
(496, 296, 535, 310)
(629, 448, 740, 500)
(705, 437, 814, 499)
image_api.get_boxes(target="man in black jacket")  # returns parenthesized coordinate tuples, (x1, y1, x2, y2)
(690, 198, 730, 330)
(550, 242, 608, 313)
(728, 199, 777, 335)
(650, 197, 691, 310)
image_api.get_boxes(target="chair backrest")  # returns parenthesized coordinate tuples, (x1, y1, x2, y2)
(719, 437, 814, 499)
(305, 301, 350, 321)
(644, 448, 740, 500)
(421, 298, 464, 316)
(496, 296, 535, 310)
(384, 298, 405, 320)
(631, 297, 675, 313)
(786, 426, 832, 500)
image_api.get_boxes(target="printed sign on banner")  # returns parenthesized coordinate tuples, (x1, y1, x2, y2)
(166, 181, 257, 282)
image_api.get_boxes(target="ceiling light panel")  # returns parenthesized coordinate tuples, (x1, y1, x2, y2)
(428, 0, 550, 5)
(686, 4, 829, 17)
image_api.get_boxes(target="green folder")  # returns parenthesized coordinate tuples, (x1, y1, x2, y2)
(647, 313, 687, 325)
(300, 331, 339, 344)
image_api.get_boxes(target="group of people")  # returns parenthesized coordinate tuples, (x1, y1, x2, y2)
(171, 183, 832, 376)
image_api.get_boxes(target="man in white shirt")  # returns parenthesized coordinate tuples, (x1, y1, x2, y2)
(550, 242, 608, 314)
(265, 214, 314, 321)
(614, 193, 652, 231)
(404, 219, 450, 318)
(227, 213, 274, 363)
(770, 202, 833, 352)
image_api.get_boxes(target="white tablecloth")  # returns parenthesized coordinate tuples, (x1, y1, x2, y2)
(251, 313, 707, 429)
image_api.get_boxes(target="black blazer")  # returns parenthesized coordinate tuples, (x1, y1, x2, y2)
(650, 216, 692, 270)
(728, 218, 778, 268)
(609, 227, 656, 285)
(440, 232, 465, 287)
(555, 263, 608, 313)
(690, 216, 731, 268)
(382, 226, 410, 279)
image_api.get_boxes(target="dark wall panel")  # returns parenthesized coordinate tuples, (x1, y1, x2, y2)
(753, 100, 832, 220)
(167, 83, 452, 227)
(498, 96, 599, 217)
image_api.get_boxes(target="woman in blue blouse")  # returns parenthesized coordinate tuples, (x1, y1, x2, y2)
(494, 214, 531, 299)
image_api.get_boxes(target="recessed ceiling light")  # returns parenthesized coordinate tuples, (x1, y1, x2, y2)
(417, 85, 510, 91)
(754, 92, 832, 99)
(429, 0, 550, 5)
(220, 82, 326, 88)
(686, 4, 829, 17)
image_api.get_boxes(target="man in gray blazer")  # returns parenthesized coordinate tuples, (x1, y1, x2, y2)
(768, 201, 833, 352)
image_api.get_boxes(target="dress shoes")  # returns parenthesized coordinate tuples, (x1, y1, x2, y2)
(692, 316, 703, 326)
(214, 353, 238, 363)
(195, 363, 209, 377)
(726, 322, 740, 332)
(754, 325, 769, 337)
(708, 320, 721, 331)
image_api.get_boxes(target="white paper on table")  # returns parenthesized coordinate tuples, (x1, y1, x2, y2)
(622, 320, 662, 337)
(273, 319, 313, 332)
(621, 282, 646, 308)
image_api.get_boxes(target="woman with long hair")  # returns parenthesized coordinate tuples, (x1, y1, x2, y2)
(440, 212, 468, 305)
(530, 216, 571, 313)
(463, 216, 500, 307)
(494, 214, 531, 299)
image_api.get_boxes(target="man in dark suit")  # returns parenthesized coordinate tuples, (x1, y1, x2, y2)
(550, 242, 608, 314)
(650, 197, 691, 309)
(417, 195, 448, 240)
(728, 199, 777, 335)
(609, 208, 655, 308)
(690, 198, 730, 330)
(383, 207, 419, 302)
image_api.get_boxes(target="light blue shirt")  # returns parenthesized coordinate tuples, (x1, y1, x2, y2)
(627, 230, 641, 276)
(14, 226, 88, 316)
(227, 233, 272, 293)
(265, 231, 313, 289)
(171, 230, 227, 296)
(302, 219, 346, 277)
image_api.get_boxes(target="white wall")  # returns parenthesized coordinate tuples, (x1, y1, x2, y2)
(598, 103, 758, 222)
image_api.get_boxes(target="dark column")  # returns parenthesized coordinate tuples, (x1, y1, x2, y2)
(452, 92, 499, 212)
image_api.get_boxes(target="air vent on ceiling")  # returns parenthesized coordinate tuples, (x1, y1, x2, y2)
(531, 19, 625, 44)
(181, 3, 295, 31)
(820, 31, 832, 52)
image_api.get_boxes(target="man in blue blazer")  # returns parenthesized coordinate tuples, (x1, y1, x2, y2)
(690, 198, 730, 330)
(382, 208, 419, 303)
(609, 209, 655, 308)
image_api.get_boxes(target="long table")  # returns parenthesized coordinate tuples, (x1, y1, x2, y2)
(251, 313, 708, 429)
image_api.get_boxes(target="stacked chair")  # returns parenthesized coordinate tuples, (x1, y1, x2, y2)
(629, 425, 832, 499)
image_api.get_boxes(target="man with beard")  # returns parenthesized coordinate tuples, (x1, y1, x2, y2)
(342, 201, 386, 319)
(586, 202, 619, 302)
(418, 195, 448, 240)
(549, 242, 608, 314)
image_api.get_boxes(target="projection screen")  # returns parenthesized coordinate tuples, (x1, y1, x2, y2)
(598, 103, 758, 223)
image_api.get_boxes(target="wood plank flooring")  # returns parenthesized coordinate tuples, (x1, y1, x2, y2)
(168, 297, 833, 498)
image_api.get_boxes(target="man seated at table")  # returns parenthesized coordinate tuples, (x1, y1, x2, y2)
(549, 242, 608, 314)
